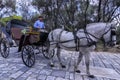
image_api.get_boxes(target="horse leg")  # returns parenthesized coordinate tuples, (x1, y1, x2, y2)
(74, 52, 83, 73)
(49, 57, 55, 67)
(56, 47, 66, 68)
(102, 38, 107, 51)
(48, 44, 56, 67)
(84, 52, 94, 78)
(94, 43, 98, 51)
(49, 49, 55, 67)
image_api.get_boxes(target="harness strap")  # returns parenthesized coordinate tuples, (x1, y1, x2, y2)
(73, 30, 80, 51)
(51, 31, 54, 41)
(79, 30, 97, 45)
(57, 30, 64, 48)
(111, 29, 116, 35)
(110, 28, 116, 43)
(84, 29, 90, 46)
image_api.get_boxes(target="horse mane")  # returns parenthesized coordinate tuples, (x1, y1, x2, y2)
(87, 22, 105, 27)
(87, 22, 116, 28)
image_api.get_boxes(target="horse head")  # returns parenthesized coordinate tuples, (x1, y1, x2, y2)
(86, 22, 117, 47)
(106, 22, 117, 47)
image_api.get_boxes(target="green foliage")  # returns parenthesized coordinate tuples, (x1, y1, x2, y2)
(0, 15, 22, 26)
(12, 15, 22, 20)
(32, 0, 46, 8)
(0, 20, 6, 26)
(0, 0, 16, 18)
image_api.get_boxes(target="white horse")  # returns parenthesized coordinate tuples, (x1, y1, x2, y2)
(47, 22, 116, 78)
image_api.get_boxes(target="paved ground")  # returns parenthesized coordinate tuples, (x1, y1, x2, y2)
(0, 47, 120, 80)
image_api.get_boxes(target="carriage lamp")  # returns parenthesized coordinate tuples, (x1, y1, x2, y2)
(29, 26, 33, 32)
(21, 29, 27, 34)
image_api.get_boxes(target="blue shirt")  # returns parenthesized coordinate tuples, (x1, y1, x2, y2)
(34, 20, 45, 29)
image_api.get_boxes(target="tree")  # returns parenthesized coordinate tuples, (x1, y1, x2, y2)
(32, 0, 63, 30)
(31, 0, 120, 30)
(0, 0, 16, 18)
(0, 15, 22, 27)
(18, 0, 31, 20)
(94, 0, 120, 22)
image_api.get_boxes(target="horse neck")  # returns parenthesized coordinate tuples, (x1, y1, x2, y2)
(87, 28, 105, 39)
(85, 22, 114, 43)
(76, 29, 98, 43)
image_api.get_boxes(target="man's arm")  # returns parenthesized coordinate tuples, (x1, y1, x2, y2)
(34, 21, 38, 28)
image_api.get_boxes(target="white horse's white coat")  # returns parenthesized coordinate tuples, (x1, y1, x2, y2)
(48, 22, 116, 77)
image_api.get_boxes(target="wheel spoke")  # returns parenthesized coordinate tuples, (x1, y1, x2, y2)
(28, 58, 32, 66)
(25, 58, 29, 66)
(28, 59, 30, 66)
(30, 57, 34, 63)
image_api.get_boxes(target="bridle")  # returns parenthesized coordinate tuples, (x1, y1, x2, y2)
(107, 26, 116, 46)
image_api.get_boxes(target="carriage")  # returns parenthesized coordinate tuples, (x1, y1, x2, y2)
(0, 19, 54, 67)
(20, 27, 54, 67)
(0, 19, 28, 58)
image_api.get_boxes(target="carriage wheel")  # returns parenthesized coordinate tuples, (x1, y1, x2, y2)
(21, 45, 35, 67)
(0, 39, 10, 58)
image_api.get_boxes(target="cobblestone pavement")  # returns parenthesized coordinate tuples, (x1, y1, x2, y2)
(0, 47, 120, 80)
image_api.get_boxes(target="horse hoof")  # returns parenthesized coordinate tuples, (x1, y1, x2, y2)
(61, 65, 66, 68)
(75, 70, 81, 73)
(50, 64, 54, 67)
(88, 75, 95, 78)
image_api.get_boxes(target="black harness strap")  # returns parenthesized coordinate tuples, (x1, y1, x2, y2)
(57, 30, 64, 47)
(110, 28, 116, 43)
(58, 30, 64, 42)
(51, 31, 54, 41)
(111, 28, 116, 35)
(78, 30, 96, 47)
(84, 29, 91, 46)
(73, 30, 80, 51)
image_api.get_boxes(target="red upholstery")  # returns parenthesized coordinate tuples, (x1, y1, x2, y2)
(11, 27, 22, 40)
